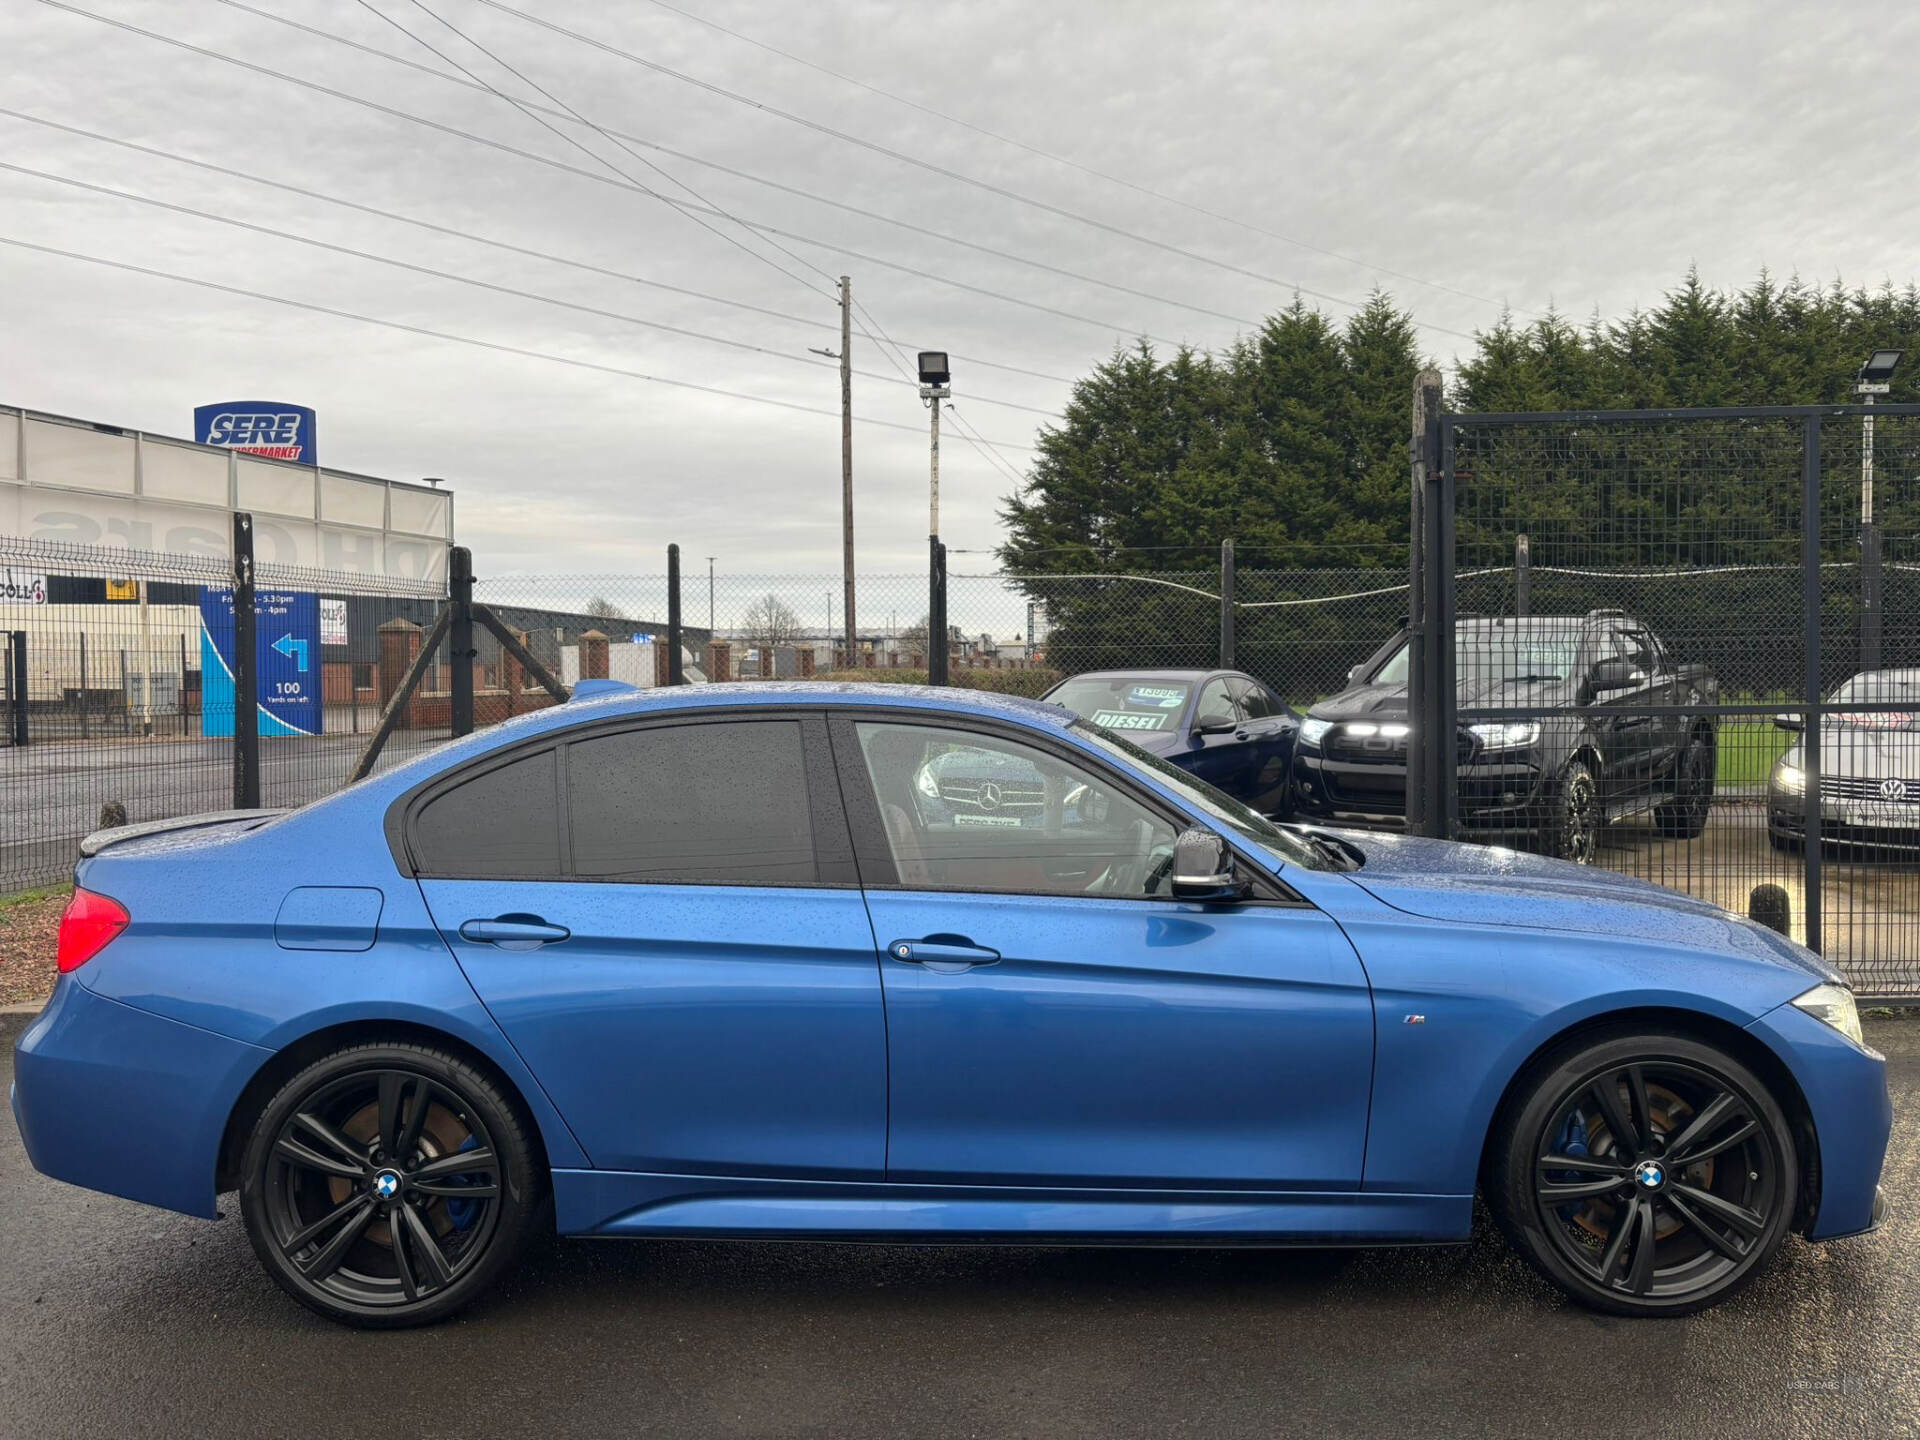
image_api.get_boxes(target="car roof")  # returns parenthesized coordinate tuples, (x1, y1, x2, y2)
(1056, 669, 1218, 682)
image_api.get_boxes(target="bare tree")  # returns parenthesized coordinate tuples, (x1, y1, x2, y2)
(897, 614, 931, 658)
(741, 593, 804, 650)
(585, 594, 627, 622)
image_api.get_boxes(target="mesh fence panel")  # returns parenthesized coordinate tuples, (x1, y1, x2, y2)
(1442, 412, 1920, 997)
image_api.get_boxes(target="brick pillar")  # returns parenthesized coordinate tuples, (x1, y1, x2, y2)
(708, 641, 730, 682)
(653, 640, 670, 687)
(797, 647, 815, 678)
(579, 629, 609, 680)
(377, 618, 422, 730)
(759, 646, 774, 678)
(503, 629, 525, 715)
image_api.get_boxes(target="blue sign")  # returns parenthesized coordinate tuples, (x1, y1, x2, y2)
(193, 400, 317, 465)
(200, 587, 321, 738)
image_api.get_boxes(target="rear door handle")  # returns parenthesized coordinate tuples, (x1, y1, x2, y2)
(887, 937, 1001, 973)
(459, 915, 571, 950)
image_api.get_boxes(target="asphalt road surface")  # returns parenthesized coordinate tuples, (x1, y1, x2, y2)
(2, 1012, 1914, 1440)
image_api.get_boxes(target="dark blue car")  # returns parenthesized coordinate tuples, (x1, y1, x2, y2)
(1042, 669, 1299, 814)
(12, 682, 1891, 1327)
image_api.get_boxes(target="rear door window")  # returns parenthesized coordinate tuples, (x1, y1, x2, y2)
(566, 719, 820, 885)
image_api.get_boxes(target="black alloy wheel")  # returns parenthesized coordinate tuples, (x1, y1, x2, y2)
(240, 1042, 540, 1328)
(1656, 734, 1716, 839)
(1552, 760, 1601, 864)
(1489, 1031, 1796, 1316)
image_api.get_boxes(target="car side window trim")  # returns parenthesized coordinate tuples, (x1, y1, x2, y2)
(389, 708, 859, 887)
(822, 707, 1309, 908)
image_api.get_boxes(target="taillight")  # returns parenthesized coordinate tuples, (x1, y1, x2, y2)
(57, 887, 129, 973)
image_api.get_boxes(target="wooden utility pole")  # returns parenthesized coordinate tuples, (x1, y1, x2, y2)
(839, 275, 856, 666)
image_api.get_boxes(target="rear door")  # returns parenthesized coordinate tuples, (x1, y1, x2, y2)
(411, 711, 887, 1178)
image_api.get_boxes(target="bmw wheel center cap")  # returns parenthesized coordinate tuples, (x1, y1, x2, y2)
(1635, 1160, 1666, 1190)
(373, 1169, 403, 1200)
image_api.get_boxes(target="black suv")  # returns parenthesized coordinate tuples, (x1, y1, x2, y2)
(1290, 612, 1719, 861)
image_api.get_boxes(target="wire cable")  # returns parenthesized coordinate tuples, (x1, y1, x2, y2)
(0, 160, 1061, 417)
(210, 0, 1270, 335)
(31, 3, 1205, 347)
(0, 106, 1073, 386)
(471, 0, 1486, 339)
(633, 0, 1525, 316)
(0, 233, 1041, 449)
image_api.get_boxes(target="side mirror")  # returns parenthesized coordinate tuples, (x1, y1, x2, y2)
(1773, 713, 1804, 732)
(1588, 657, 1635, 693)
(1347, 663, 1365, 685)
(1195, 711, 1237, 735)
(1171, 827, 1251, 902)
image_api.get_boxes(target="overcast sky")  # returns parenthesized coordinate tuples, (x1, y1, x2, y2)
(4, 0, 1918, 582)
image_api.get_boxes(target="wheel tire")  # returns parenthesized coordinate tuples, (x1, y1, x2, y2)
(240, 1041, 543, 1329)
(1655, 732, 1716, 840)
(1547, 759, 1602, 864)
(1486, 1030, 1797, 1317)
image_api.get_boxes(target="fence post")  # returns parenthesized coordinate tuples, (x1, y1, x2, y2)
(667, 544, 685, 685)
(928, 541, 949, 686)
(1801, 415, 1823, 955)
(1219, 539, 1236, 669)
(1860, 521, 1881, 671)
(448, 545, 474, 737)
(78, 631, 88, 740)
(232, 511, 261, 809)
(1407, 373, 1443, 835)
(1515, 532, 1531, 616)
(7, 631, 25, 746)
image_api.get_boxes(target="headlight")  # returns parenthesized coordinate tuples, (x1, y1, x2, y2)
(914, 764, 941, 800)
(1298, 717, 1333, 748)
(1792, 982, 1865, 1048)
(1773, 761, 1806, 794)
(1468, 721, 1541, 751)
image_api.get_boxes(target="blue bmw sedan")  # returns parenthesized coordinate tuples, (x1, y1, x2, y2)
(12, 683, 1890, 1327)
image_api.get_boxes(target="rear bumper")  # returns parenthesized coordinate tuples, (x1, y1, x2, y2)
(11, 973, 269, 1219)
(1744, 1001, 1893, 1241)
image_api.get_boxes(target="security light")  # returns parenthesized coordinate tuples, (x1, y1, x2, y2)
(1859, 350, 1904, 384)
(917, 351, 950, 387)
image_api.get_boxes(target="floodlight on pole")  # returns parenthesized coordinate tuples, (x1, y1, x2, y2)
(1857, 349, 1902, 669)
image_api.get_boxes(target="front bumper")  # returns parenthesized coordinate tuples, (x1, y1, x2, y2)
(1744, 999, 1893, 1240)
(1768, 793, 1920, 852)
(1290, 748, 1549, 834)
(12, 973, 270, 1219)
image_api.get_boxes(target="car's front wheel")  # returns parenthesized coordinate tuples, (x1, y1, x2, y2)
(1487, 1030, 1797, 1316)
(240, 1041, 542, 1328)
(1547, 759, 1601, 864)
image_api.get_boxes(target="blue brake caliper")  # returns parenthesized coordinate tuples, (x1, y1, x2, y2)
(1553, 1110, 1590, 1223)
(442, 1134, 482, 1231)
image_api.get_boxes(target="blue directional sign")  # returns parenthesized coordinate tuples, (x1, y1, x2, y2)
(200, 588, 321, 737)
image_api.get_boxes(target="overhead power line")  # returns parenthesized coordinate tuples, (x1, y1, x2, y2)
(471, 0, 1488, 338)
(0, 107, 1072, 385)
(210, 0, 1273, 336)
(0, 159, 1062, 418)
(634, 0, 1525, 316)
(0, 233, 1041, 450)
(35, 2, 1210, 347)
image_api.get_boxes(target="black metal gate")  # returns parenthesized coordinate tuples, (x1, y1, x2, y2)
(1411, 398, 1920, 1001)
(2, 631, 24, 747)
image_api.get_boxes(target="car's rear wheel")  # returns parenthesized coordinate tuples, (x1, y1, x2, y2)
(1655, 732, 1715, 839)
(1487, 1031, 1796, 1316)
(240, 1041, 542, 1328)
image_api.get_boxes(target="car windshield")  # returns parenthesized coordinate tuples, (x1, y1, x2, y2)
(1370, 624, 1581, 689)
(1047, 675, 1194, 734)
(1072, 719, 1331, 869)
(1829, 672, 1920, 729)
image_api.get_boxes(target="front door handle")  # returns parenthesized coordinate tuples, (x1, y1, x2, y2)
(887, 937, 1001, 973)
(460, 915, 571, 950)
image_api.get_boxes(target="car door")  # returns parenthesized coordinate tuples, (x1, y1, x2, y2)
(1228, 676, 1297, 811)
(1179, 676, 1248, 792)
(411, 711, 887, 1178)
(832, 712, 1374, 1190)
